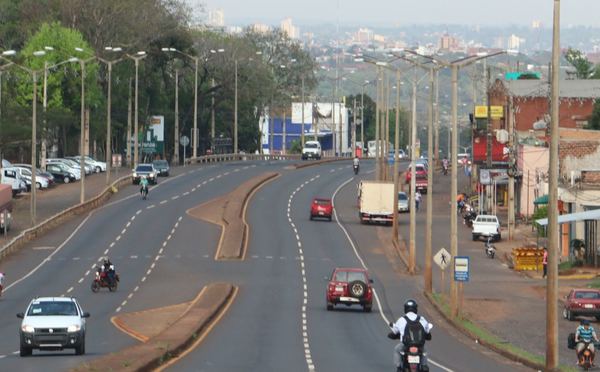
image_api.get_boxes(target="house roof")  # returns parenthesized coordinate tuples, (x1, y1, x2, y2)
(536, 208, 600, 226)
(506, 79, 600, 99)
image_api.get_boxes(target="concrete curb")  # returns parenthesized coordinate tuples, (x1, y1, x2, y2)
(422, 291, 545, 371)
(293, 157, 350, 169)
(0, 175, 130, 262)
(73, 283, 237, 372)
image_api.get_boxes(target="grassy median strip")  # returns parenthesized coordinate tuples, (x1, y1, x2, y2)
(428, 292, 577, 372)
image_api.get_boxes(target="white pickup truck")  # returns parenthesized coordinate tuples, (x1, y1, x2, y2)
(471, 214, 501, 241)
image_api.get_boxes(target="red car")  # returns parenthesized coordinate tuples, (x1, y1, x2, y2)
(326, 268, 373, 312)
(563, 289, 600, 321)
(405, 164, 427, 183)
(310, 198, 333, 221)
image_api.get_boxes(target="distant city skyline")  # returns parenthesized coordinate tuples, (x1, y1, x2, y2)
(199, 0, 600, 28)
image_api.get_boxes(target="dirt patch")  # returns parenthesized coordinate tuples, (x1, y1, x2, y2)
(463, 298, 509, 323)
(73, 283, 237, 372)
(187, 172, 278, 260)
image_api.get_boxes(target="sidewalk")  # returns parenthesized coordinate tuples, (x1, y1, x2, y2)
(443, 175, 599, 366)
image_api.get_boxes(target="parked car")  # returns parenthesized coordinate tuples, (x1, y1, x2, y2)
(471, 214, 501, 241)
(10, 167, 49, 190)
(46, 159, 82, 178)
(326, 267, 373, 312)
(46, 163, 77, 184)
(152, 159, 170, 177)
(310, 198, 333, 221)
(82, 156, 106, 173)
(17, 297, 90, 356)
(132, 164, 157, 185)
(398, 192, 409, 213)
(563, 289, 600, 321)
(63, 158, 93, 175)
(13, 164, 55, 186)
(1, 167, 28, 196)
(302, 141, 322, 160)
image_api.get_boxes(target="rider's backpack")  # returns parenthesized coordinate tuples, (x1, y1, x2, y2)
(402, 315, 426, 347)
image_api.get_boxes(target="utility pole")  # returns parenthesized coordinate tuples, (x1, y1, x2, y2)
(339, 95, 343, 156)
(283, 109, 287, 154)
(134, 58, 140, 166)
(211, 78, 216, 152)
(234, 59, 238, 154)
(434, 69, 440, 167)
(450, 64, 459, 318)
(361, 84, 365, 150)
(173, 69, 179, 164)
(375, 67, 381, 179)
(425, 67, 435, 293)
(79, 60, 86, 204)
(486, 66, 493, 213)
(31, 71, 38, 225)
(301, 76, 305, 147)
(193, 57, 198, 159)
(546, 0, 560, 368)
(409, 67, 417, 273)
(41, 61, 47, 171)
(105, 61, 112, 185)
(508, 97, 515, 240)
(352, 97, 357, 157)
(384, 76, 390, 180)
(126, 78, 132, 167)
(392, 69, 401, 243)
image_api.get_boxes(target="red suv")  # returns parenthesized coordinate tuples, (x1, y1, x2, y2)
(563, 289, 600, 321)
(326, 268, 373, 312)
(310, 198, 333, 221)
(405, 164, 427, 183)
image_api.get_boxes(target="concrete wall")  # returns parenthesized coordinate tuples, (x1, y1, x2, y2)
(513, 96, 592, 132)
(518, 145, 549, 217)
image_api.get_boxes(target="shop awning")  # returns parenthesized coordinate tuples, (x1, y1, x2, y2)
(536, 209, 600, 226)
(533, 194, 548, 205)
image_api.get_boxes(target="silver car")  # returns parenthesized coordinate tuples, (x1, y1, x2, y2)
(398, 192, 409, 213)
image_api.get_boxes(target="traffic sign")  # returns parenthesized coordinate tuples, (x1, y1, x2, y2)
(180, 135, 190, 147)
(454, 256, 470, 282)
(433, 248, 451, 271)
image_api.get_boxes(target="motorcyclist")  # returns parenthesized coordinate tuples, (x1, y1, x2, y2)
(576, 319, 599, 365)
(442, 157, 449, 173)
(388, 299, 433, 372)
(0, 271, 5, 297)
(102, 258, 116, 286)
(140, 175, 149, 198)
(353, 156, 360, 174)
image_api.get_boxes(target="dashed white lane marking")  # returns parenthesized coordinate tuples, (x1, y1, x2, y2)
(330, 177, 455, 372)
(85, 270, 90, 276)
(160, 200, 168, 204)
(191, 188, 196, 192)
(109, 242, 115, 248)
(183, 192, 190, 196)
(171, 195, 179, 200)
(286, 175, 320, 371)
(121, 228, 127, 235)
(136, 210, 142, 215)
(116, 307, 122, 313)
(126, 221, 131, 227)
(78, 278, 84, 283)
(0, 355, 5, 359)
(147, 204, 155, 209)
(104, 249, 109, 255)
(67, 287, 73, 293)
(116, 235, 121, 241)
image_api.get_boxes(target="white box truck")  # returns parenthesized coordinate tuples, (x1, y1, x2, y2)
(358, 180, 394, 224)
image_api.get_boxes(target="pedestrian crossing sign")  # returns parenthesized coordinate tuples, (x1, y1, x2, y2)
(434, 248, 451, 271)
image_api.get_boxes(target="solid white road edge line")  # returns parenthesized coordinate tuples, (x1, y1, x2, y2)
(331, 176, 455, 372)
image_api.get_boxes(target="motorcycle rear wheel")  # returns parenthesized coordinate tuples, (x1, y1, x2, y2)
(109, 282, 118, 292)
(91, 281, 100, 293)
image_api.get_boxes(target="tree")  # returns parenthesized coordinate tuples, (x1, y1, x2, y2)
(565, 48, 594, 79)
(587, 99, 600, 130)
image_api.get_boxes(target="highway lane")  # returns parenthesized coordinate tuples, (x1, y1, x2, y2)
(0, 160, 293, 371)
(169, 160, 529, 371)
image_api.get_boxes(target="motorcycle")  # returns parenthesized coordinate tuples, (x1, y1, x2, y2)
(463, 210, 477, 228)
(353, 164, 359, 175)
(484, 237, 496, 259)
(388, 322, 430, 372)
(578, 341, 594, 370)
(91, 270, 119, 292)
(140, 184, 148, 200)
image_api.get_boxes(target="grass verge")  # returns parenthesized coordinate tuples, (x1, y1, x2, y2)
(429, 292, 577, 372)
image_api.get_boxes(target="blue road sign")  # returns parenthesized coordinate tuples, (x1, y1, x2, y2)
(454, 256, 469, 282)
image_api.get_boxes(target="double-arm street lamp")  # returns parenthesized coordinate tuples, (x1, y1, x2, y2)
(341, 77, 373, 157)
(405, 48, 509, 318)
(1, 49, 78, 224)
(97, 47, 126, 184)
(126, 51, 147, 167)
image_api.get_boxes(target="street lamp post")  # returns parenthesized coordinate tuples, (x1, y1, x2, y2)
(234, 59, 238, 155)
(127, 52, 147, 167)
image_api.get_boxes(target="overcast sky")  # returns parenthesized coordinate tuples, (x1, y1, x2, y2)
(199, 0, 600, 27)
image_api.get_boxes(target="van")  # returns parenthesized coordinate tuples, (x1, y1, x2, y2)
(1, 168, 28, 196)
(302, 141, 322, 160)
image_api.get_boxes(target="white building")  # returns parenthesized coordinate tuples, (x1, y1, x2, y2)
(207, 9, 225, 28)
(507, 34, 523, 51)
(281, 17, 300, 39)
(356, 28, 374, 44)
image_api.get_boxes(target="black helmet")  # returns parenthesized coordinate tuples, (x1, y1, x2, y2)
(404, 299, 418, 314)
(582, 319, 591, 326)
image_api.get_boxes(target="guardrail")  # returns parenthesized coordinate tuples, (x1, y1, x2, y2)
(0, 175, 131, 261)
(186, 153, 301, 164)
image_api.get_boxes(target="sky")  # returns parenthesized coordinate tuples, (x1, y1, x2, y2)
(198, 0, 600, 28)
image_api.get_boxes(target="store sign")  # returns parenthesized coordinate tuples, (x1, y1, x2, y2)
(472, 135, 508, 163)
(474, 105, 504, 119)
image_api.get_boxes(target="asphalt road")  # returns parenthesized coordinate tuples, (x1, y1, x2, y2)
(168, 160, 531, 372)
(0, 160, 295, 371)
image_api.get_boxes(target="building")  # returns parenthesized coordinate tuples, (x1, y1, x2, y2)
(355, 28, 374, 44)
(207, 9, 225, 28)
(251, 23, 271, 33)
(439, 33, 460, 52)
(259, 102, 349, 155)
(281, 17, 300, 39)
(507, 34, 522, 51)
